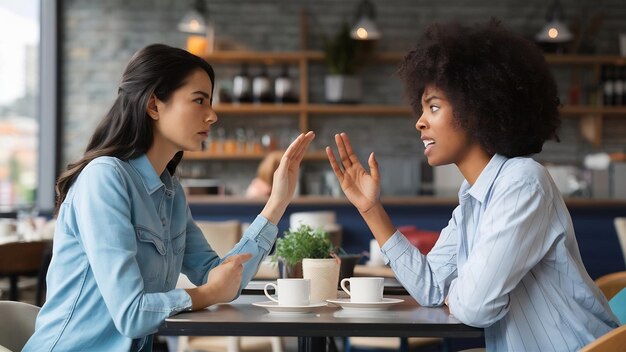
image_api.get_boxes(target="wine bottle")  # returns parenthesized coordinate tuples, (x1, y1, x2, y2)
(253, 64, 273, 103)
(602, 65, 615, 106)
(232, 64, 252, 103)
(275, 64, 297, 103)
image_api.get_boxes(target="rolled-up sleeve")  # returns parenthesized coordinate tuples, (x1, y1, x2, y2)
(181, 209, 278, 295)
(382, 205, 460, 306)
(73, 162, 191, 338)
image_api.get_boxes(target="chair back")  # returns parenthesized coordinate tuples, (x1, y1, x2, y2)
(195, 220, 242, 257)
(615, 218, 626, 266)
(0, 301, 40, 351)
(0, 241, 50, 275)
(595, 271, 626, 301)
(609, 287, 626, 325)
(580, 325, 626, 352)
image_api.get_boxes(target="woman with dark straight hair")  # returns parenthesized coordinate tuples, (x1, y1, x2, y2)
(25, 44, 314, 351)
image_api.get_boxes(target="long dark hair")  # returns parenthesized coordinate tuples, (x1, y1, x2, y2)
(55, 44, 215, 214)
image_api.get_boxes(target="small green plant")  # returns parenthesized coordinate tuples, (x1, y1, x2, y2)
(323, 22, 359, 75)
(274, 224, 335, 267)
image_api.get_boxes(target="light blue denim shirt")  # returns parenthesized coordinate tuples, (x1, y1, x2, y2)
(24, 155, 278, 351)
(382, 154, 619, 351)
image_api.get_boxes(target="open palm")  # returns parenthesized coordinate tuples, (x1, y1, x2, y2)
(270, 131, 315, 205)
(326, 133, 380, 213)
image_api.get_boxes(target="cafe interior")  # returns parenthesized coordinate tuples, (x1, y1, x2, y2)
(1, 0, 626, 351)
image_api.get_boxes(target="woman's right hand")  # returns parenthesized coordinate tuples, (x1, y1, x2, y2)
(186, 253, 252, 310)
(326, 133, 381, 214)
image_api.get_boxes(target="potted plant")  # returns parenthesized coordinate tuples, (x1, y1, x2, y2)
(274, 224, 335, 277)
(323, 22, 371, 103)
(275, 224, 341, 302)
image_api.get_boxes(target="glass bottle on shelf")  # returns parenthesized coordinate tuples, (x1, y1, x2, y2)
(253, 64, 273, 103)
(235, 128, 246, 154)
(614, 66, 625, 106)
(232, 64, 252, 103)
(601, 65, 615, 106)
(213, 127, 226, 154)
(275, 64, 297, 103)
(246, 128, 261, 154)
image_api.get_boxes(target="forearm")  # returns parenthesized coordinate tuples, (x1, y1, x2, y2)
(260, 198, 287, 225)
(184, 286, 218, 311)
(359, 202, 396, 247)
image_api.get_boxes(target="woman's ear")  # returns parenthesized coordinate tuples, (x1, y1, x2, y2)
(147, 95, 159, 120)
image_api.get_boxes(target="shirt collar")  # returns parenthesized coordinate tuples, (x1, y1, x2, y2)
(461, 154, 508, 203)
(129, 154, 166, 195)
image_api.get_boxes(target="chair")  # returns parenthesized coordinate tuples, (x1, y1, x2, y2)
(196, 220, 243, 257)
(615, 218, 626, 267)
(346, 337, 444, 352)
(176, 220, 283, 352)
(609, 287, 626, 324)
(580, 324, 626, 352)
(0, 240, 52, 304)
(595, 271, 626, 301)
(0, 300, 40, 351)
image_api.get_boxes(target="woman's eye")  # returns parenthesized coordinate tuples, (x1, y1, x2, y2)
(430, 105, 439, 112)
(194, 98, 204, 104)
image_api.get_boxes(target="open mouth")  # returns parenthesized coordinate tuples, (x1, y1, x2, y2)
(423, 139, 435, 148)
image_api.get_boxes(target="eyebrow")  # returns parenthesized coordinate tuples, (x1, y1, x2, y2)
(192, 90, 210, 98)
(422, 95, 441, 103)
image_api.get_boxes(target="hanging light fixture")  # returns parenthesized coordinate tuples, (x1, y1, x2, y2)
(178, 0, 207, 34)
(350, 0, 381, 40)
(535, 0, 573, 43)
(178, 0, 214, 55)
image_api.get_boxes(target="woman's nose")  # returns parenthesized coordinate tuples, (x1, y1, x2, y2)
(205, 109, 218, 124)
(415, 114, 427, 131)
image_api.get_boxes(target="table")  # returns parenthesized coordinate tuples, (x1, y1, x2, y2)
(159, 295, 483, 352)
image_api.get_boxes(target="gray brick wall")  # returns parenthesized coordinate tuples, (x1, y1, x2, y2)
(62, 0, 626, 195)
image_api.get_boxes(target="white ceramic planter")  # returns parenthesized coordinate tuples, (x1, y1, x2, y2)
(302, 258, 340, 303)
(324, 75, 362, 103)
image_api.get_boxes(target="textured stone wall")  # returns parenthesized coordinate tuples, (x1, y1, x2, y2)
(61, 0, 626, 195)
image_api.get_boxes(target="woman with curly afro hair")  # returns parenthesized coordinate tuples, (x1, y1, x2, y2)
(326, 20, 618, 351)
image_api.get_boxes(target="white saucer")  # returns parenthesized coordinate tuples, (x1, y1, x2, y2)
(252, 301, 327, 314)
(326, 298, 404, 311)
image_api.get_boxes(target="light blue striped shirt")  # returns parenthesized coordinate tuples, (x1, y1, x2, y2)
(382, 154, 619, 351)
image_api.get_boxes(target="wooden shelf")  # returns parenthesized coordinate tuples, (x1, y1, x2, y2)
(214, 104, 302, 115)
(203, 51, 311, 64)
(203, 41, 626, 149)
(560, 106, 626, 115)
(204, 51, 626, 66)
(544, 54, 626, 65)
(183, 150, 328, 161)
(214, 103, 626, 117)
(214, 103, 412, 115)
(306, 104, 411, 115)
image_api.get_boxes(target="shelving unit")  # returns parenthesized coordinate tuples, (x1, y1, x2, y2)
(185, 9, 625, 162)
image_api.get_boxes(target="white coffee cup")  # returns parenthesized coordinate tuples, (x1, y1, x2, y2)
(340, 277, 384, 303)
(264, 278, 310, 306)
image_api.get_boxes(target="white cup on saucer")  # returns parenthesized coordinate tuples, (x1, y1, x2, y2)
(340, 277, 384, 303)
(264, 278, 310, 306)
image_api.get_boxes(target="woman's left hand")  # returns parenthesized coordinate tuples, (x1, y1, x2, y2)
(261, 131, 315, 224)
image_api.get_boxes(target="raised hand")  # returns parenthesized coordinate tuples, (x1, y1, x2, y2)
(261, 131, 315, 224)
(326, 133, 381, 214)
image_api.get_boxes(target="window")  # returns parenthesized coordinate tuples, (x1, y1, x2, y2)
(0, 1, 40, 211)
(0, 0, 58, 214)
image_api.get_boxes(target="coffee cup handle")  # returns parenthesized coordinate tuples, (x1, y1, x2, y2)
(264, 283, 279, 303)
(340, 278, 351, 297)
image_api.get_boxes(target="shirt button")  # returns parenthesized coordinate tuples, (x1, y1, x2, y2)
(161, 218, 166, 226)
